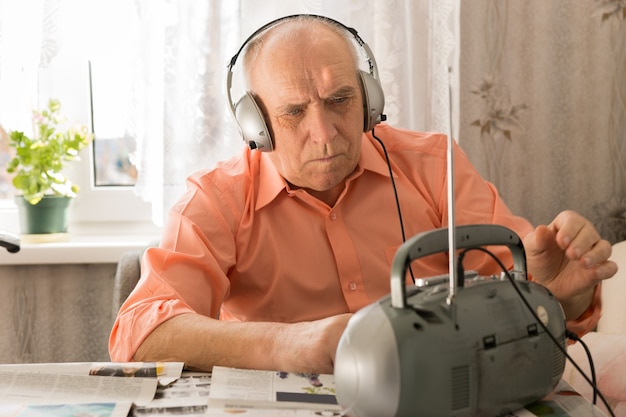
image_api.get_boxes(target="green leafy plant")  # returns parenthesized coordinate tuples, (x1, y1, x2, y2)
(6, 98, 93, 205)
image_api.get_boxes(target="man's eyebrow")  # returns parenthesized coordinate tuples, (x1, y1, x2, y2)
(327, 85, 358, 98)
(274, 85, 358, 114)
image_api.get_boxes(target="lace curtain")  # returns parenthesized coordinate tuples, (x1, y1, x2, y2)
(459, 0, 626, 243)
(0, 0, 459, 226)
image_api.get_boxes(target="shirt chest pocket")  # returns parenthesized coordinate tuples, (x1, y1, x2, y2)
(385, 245, 402, 266)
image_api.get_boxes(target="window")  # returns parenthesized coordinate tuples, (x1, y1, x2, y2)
(0, 0, 154, 234)
(90, 61, 138, 187)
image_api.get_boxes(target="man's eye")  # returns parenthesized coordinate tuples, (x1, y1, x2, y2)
(282, 106, 303, 117)
(332, 97, 347, 104)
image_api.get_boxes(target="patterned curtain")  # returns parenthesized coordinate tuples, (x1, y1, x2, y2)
(459, 0, 626, 243)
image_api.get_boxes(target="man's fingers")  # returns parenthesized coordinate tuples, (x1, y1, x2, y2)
(549, 210, 602, 261)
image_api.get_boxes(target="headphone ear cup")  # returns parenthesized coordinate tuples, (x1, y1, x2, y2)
(359, 70, 385, 132)
(234, 92, 274, 151)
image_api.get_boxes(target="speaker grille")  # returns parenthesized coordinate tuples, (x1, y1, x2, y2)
(451, 365, 470, 410)
(553, 339, 566, 379)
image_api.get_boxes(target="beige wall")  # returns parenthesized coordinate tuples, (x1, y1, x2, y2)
(459, 0, 626, 243)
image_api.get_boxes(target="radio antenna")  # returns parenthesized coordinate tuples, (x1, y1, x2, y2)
(445, 67, 458, 316)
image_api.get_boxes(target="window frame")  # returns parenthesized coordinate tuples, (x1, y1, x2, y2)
(0, 143, 158, 235)
(67, 143, 156, 226)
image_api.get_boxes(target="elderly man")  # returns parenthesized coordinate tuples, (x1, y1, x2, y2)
(109, 15, 616, 374)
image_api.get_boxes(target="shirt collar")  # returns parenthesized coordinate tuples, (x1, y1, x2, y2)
(256, 133, 395, 210)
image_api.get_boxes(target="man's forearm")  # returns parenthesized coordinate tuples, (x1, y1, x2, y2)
(133, 313, 284, 372)
(133, 312, 350, 374)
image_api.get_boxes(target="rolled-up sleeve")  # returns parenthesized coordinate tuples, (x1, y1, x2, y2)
(109, 172, 237, 362)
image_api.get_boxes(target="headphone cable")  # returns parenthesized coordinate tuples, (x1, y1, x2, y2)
(371, 127, 415, 283)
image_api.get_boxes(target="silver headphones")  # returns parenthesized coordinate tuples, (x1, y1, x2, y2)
(226, 14, 386, 152)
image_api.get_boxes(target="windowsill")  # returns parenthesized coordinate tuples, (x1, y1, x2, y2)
(0, 222, 161, 266)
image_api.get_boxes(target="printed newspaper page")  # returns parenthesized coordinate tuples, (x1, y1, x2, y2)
(0, 361, 184, 417)
(208, 366, 340, 414)
(131, 371, 213, 416)
(206, 408, 341, 416)
(0, 402, 131, 417)
(0, 361, 183, 386)
(208, 368, 610, 417)
(506, 380, 608, 417)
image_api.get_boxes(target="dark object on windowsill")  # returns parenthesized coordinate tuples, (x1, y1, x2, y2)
(0, 230, 20, 253)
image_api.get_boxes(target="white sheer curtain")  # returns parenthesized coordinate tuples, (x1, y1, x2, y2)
(133, 0, 460, 225)
(129, 1, 243, 226)
(0, 0, 459, 226)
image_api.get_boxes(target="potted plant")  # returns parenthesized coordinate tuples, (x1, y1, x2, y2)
(5, 98, 93, 236)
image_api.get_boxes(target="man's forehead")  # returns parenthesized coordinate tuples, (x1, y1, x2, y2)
(260, 64, 360, 106)
(274, 80, 358, 106)
(250, 32, 359, 104)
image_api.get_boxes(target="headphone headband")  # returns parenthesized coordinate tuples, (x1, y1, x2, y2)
(227, 15, 375, 74)
(226, 14, 385, 151)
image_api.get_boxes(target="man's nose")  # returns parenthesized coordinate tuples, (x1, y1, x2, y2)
(306, 105, 338, 144)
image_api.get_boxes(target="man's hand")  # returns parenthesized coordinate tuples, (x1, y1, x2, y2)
(523, 210, 617, 319)
(275, 313, 352, 374)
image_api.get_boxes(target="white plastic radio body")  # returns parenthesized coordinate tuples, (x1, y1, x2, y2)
(334, 224, 566, 417)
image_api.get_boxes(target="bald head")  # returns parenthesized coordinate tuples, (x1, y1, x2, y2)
(242, 16, 360, 92)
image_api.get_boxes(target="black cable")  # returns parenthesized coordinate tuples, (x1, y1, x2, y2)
(565, 330, 598, 405)
(457, 247, 616, 417)
(371, 127, 415, 283)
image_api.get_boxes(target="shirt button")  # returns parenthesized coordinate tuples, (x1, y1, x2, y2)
(349, 282, 357, 291)
(329, 212, 337, 221)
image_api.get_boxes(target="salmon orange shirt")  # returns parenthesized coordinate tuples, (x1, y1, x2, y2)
(109, 124, 600, 361)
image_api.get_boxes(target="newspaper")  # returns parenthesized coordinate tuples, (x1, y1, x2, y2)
(0, 361, 183, 386)
(506, 379, 608, 417)
(0, 363, 610, 417)
(0, 402, 132, 417)
(206, 367, 609, 417)
(130, 371, 213, 417)
(207, 367, 340, 414)
(0, 362, 184, 417)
